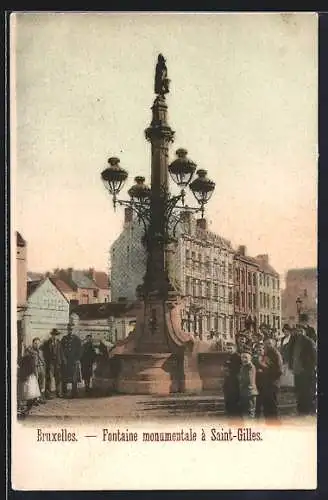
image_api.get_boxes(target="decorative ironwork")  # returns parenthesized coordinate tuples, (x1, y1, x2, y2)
(101, 54, 216, 299)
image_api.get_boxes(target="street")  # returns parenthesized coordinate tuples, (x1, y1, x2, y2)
(23, 388, 298, 420)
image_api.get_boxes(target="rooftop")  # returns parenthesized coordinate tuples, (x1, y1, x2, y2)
(71, 301, 140, 320)
(16, 231, 26, 247)
(93, 271, 110, 290)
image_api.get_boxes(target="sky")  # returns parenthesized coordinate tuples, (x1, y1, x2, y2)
(11, 12, 318, 280)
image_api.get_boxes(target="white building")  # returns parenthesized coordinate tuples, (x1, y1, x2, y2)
(110, 211, 236, 343)
(23, 277, 70, 346)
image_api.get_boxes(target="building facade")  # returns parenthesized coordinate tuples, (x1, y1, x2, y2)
(234, 246, 259, 333)
(50, 268, 110, 305)
(255, 254, 281, 331)
(23, 277, 70, 346)
(110, 208, 147, 302)
(111, 212, 236, 343)
(282, 267, 317, 327)
(16, 232, 27, 359)
(16, 232, 27, 308)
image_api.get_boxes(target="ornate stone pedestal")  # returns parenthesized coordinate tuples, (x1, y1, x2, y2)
(108, 296, 201, 395)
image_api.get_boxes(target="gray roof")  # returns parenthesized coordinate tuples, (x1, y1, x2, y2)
(71, 270, 98, 289)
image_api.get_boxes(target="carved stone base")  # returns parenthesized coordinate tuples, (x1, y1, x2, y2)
(182, 345, 203, 393)
(198, 352, 230, 392)
(116, 353, 177, 395)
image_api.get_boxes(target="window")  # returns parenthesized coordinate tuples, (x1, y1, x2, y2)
(192, 279, 196, 296)
(259, 274, 262, 286)
(260, 292, 263, 308)
(277, 317, 280, 329)
(277, 279, 280, 289)
(235, 291, 240, 306)
(185, 277, 191, 295)
(192, 251, 196, 261)
(206, 282, 211, 298)
(273, 296, 276, 309)
(277, 297, 280, 309)
(266, 276, 270, 287)
(248, 272, 252, 285)
(93, 289, 99, 299)
(214, 283, 219, 300)
(241, 291, 245, 307)
(214, 314, 219, 330)
(229, 317, 233, 334)
(263, 293, 266, 308)
(272, 278, 275, 290)
(207, 315, 211, 331)
(205, 258, 210, 273)
(186, 249, 190, 261)
(253, 293, 256, 309)
(213, 259, 218, 276)
(248, 292, 252, 309)
(228, 263, 233, 280)
(267, 295, 270, 309)
(228, 288, 233, 304)
(223, 316, 227, 333)
(253, 273, 256, 286)
(241, 270, 245, 284)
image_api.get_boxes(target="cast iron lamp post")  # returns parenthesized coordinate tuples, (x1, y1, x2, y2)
(101, 54, 215, 301)
(99, 54, 216, 394)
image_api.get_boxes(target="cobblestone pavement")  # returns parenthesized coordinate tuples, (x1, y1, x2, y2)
(21, 389, 299, 421)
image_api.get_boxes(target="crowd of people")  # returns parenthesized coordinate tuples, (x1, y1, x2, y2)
(223, 313, 317, 420)
(17, 311, 317, 421)
(17, 318, 104, 417)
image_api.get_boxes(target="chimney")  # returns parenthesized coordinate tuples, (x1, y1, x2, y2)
(88, 267, 96, 280)
(196, 218, 207, 230)
(256, 254, 269, 264)
(124, 207, 133, 224)
(238, 245, 247, 256)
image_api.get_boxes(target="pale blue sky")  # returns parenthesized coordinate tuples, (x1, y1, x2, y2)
(12, 12, 317, 278)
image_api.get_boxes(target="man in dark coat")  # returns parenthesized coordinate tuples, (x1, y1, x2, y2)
(80, 334, 97, 394)
(60, 322, 82, 398)
(43, 329, 62, 398)
(253, 340, 283, 420)
(287, 325, 317, 415)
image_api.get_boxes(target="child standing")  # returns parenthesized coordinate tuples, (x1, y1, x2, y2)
(239, 351, 258, 419)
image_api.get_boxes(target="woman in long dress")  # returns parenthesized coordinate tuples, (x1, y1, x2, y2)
(18, 352, 41, 415)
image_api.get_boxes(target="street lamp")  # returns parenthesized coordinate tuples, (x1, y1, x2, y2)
(296, 296, 303, 324)
(100, 54, 216, 394)
(101, 54, 215, 300)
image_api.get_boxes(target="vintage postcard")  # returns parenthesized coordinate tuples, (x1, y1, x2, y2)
(11, 11, 317, 490)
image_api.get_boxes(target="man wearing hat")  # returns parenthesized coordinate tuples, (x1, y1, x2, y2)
(299, 313, 317, 343)
(43, 328, 62, 399)
(60, 314, 83, 398)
